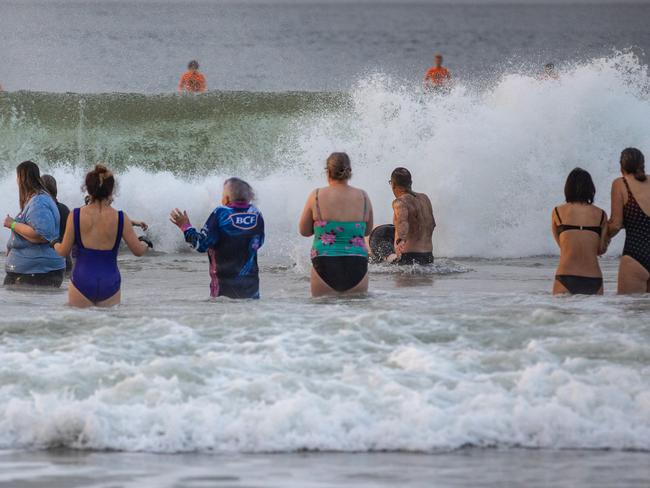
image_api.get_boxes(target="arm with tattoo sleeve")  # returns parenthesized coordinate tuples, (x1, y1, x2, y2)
(393, 199, 410, 243)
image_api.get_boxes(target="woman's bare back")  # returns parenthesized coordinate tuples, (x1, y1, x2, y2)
(78, 205, 120, 250)
(314, 185, 367, 222)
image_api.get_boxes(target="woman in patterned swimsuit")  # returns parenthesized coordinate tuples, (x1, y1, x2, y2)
(299, 152, 374, 297)
(608, 148, 650, 294)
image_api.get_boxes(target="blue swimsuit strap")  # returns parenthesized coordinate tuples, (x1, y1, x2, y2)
(112, 211, 124, 252)
(73, 208, 84, 249)
(74, 208, 123, 251)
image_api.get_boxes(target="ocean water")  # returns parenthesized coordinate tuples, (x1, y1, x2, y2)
(1, 1, 650, 486)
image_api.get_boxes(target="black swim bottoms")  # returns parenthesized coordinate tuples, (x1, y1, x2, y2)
(4, 269, 65, 288)
(555, 275, 602, 295)
(312, 256, 368, 292)
(398, 252, 434, 266)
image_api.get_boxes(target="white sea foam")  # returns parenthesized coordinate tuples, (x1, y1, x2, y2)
(0, 306, 648, 454)
(1, 53, 649, 258)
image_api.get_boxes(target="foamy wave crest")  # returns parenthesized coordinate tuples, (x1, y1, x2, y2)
(1, 52, 649, 258)
(0, 316, 648, 453)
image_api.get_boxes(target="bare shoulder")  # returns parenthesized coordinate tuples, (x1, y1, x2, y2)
(611, 177, 625, 191)
(590, 204, 607, 218)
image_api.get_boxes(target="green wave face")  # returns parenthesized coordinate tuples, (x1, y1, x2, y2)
(0, 91, 348, 175)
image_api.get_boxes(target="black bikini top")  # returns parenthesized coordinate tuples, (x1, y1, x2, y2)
(555, 207, 605, 236)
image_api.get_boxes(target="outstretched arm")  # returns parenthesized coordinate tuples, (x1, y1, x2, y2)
(170, 208, 219, 253)
(131, 219, 148, 231)
(123, 213, 149, 257)
(53, 213, 75, 256)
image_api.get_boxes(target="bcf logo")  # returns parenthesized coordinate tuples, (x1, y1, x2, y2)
(231, 213, 258, 230)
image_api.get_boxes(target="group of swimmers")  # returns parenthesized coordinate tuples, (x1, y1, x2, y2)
(3, 147, 649, 307)
(553, 148, 650, 295)
(177, 56, 453, 94)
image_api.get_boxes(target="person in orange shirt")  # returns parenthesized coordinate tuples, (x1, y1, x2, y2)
(178, 60, 206, 94)
(424, 54, 451, 91)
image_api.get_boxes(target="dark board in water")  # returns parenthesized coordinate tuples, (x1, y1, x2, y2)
(369, 224, 396, 263)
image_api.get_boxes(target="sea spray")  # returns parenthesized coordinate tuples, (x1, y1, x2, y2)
(1, 53, 648, 258)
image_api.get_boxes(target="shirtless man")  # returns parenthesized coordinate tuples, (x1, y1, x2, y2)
(390, 167, 435, 265)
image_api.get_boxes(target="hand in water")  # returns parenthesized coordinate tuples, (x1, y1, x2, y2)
(169, 209, 191, 229)
(3, 215, 14, 229)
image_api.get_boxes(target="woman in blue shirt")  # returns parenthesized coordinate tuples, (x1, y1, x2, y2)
(3, 161, 65, 287)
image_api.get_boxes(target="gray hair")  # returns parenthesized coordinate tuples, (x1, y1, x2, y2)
(224, 177, 255, 202)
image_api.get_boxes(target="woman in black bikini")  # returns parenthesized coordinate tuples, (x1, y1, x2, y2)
(552, 168, 608, 295)
(608, 148, 650, 294)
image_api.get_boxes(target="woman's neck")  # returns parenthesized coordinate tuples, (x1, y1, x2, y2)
(328, 179, 348, 187)
(89, 199, 111, 209)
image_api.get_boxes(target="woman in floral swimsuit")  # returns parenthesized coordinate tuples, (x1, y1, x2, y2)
(299, 152, 374, 297)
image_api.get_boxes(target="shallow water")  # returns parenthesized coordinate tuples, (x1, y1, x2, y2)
(1, 448, 650, 488)
(1, 254, 648, 457)
(2, 1, 650, 485)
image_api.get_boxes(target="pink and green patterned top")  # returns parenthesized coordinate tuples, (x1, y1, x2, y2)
(311, 188, 369, 259)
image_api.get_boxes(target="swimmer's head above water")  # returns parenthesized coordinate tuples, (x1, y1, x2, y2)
(326, 152, 352, 182)
(434, 54, 443, 68)
(84, 164, 115, 204)
(16, 160, 48, 210)
(188, 60, 199, 71)
(564, 167, 595, 204)
(222, 177, 255, 205)
(389, 167, 413, 197)
(620, 147, 646, 182)
(41, 174, 58, 201)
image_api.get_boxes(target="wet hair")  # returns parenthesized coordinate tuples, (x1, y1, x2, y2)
(326, 152, 352, 181)
(620, 147, 646, 182)
(435, 53, 443, 60)
(84, 164, 115, 203)
(16, 160, 48, 210)
(188, 60, 199, 70)
(545, 63, 555, 71)
(224, 177, 255, 202)
(564, 167, 595, 204)
(41, 174, 58, 200)
(391, 167, 412, 190)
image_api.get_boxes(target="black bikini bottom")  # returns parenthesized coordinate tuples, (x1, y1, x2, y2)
(312, 256, 368, 292)
(398, 252, 434, 266)
(555, 275, 603, 295)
